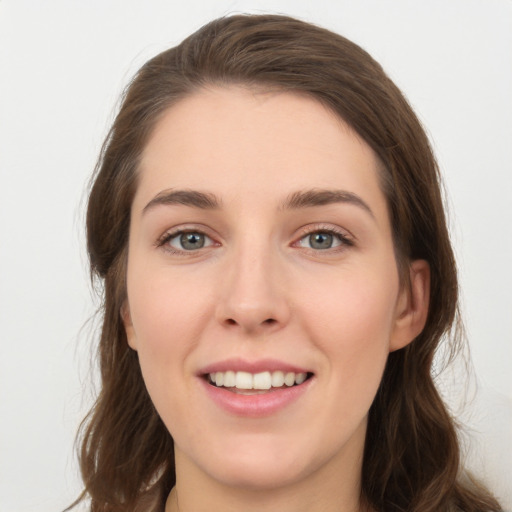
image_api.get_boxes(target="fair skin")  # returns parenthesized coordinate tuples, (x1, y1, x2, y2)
(122, 86, 429, 512)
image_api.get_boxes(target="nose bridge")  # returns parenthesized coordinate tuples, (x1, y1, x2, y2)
(216, 233, 289, 332)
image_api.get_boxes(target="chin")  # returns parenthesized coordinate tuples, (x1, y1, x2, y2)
(207, 454, 310, 491)
(187, 432, 323, 492)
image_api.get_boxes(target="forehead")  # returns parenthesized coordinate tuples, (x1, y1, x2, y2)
(135, 86, 387, 217)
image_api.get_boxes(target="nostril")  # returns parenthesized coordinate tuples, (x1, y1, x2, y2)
(224, 317, 277, 327)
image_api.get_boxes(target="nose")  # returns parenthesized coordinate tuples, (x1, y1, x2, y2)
(215, 242, 291, 335)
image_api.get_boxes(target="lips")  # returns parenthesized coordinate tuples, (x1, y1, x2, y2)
(198, 358, 314, 417)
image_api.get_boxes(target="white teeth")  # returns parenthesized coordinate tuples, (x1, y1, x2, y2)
(253, 371, 272, 390)
(223, 370, 236, 387)
(235, 371, 253, 389)
(271, 371, 285, 387)
(284, 372, 295, 387)
(208, 370, 309, 390)
(295, 372, 307, 385)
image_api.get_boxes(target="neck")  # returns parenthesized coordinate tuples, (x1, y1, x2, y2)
(166, 482, 366, 512)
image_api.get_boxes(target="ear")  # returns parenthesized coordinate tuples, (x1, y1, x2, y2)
(389, 259, 430, 352)
(121, 301, 138, 351)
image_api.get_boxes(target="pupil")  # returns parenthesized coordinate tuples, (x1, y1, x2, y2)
(180, 233, 204, 250)
(310, 232, 332, 249)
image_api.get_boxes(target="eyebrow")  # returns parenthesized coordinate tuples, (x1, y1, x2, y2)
(143, 189, 221, 214)
(281, 189, 374, 218)
(142, 187, 374, 218)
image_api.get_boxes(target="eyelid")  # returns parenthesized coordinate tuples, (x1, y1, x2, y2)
(156, 225, 220, 254)
(292, 224, 355, 250)
(154, 222, 354, 255)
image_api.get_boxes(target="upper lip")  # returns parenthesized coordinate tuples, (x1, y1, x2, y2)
(198, 357, 312, 376)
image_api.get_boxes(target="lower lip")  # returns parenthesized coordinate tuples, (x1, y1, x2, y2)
(200, 377, 313, 418)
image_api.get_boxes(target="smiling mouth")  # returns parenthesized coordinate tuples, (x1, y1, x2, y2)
(206, 370, 314, 394)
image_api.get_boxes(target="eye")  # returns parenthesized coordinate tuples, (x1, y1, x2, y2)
(296, 230, 352, 250)
(160, 230, 215, 252)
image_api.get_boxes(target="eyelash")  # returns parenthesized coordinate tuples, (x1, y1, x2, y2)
(295, 225, 354, 252)
(156, 225, 354, 255)
(155, 228, 216, 255)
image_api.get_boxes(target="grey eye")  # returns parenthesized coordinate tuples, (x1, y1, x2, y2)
(308, 232, 334, 250)
(169, 232, 212, 251)
(180, 233, 204, 250)
(297, 230, 348, 251)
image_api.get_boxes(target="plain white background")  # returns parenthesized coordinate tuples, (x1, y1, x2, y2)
(0, 1, 511, 510)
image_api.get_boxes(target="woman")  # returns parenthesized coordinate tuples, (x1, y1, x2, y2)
(71, 14, 502, 512)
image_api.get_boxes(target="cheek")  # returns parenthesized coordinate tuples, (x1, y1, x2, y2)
(125, 265, 213, 409)
(127, 266, 210, 355)
(304, 262, 398, 337)
(124, 277, 211, 451)
(301, 265, 398, 399)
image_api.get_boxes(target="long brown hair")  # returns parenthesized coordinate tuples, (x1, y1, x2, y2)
(72, 14, 502, 512)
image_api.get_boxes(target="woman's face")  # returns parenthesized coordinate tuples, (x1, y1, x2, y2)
(123, 87, 428, 493)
